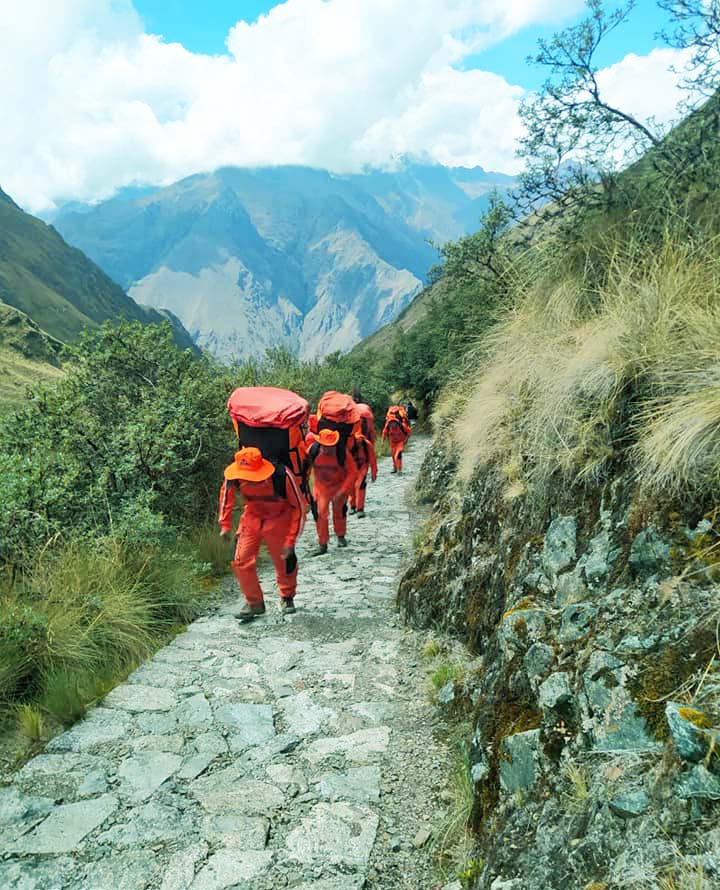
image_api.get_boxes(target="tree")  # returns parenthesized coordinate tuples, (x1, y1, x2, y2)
(660, 0, 720, 97)
(516, 0, 680, 217)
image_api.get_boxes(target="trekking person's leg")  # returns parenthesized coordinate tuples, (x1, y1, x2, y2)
(356, 471, 368, 512)
(314, 487, 331, 546)
(264, 512, 298, 600)
(232, 515, 264, 605)
(331, 490, 349, 539)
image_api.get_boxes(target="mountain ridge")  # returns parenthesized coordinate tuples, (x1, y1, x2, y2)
(52, 162, 516, 360)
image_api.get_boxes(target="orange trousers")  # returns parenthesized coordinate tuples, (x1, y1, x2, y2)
(232, 510, 297, 605)
(314, 483, 348, 546)
(390, 438, 407, 471)
(350, 471, 369, 511)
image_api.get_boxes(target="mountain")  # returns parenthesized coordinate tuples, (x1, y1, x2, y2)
(0, 187, 195, 350)
(52, 163, 516, 361)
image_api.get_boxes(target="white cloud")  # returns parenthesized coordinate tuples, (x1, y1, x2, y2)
(0, 0, 688, 213)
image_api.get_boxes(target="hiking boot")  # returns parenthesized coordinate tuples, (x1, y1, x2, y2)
(233, 601, 266, 622)
(337, 536, 348, 548)
(280, 597, 296, 614)
(349, 505, 357, 514)
(311, 544, 328, 557)
(357, 510, 366, 518)
(391, 467, 397, 474)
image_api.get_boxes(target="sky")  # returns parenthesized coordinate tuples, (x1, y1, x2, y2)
(0, 0, 692, 213)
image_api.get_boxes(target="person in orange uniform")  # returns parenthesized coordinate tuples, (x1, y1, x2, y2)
(308, 428, 358, 555)
(349, 432, 377, 517)
(219, 447, 305, 621)
(382, 409, 411, 474)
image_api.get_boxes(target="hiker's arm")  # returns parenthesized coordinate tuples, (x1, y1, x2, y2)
(218, 480, 237, 534)
(368, 440, 378, 481)
(282, 472, 305, 551)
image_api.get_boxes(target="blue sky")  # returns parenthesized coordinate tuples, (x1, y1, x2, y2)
(134, 0, 676, 89)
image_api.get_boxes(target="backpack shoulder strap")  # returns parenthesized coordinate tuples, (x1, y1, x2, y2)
(271, 463, 286, 499)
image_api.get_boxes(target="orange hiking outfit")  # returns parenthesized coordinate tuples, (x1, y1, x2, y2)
(382, 406, 411, 473)
(308, 429, 358, 548)
(349, 434, 377, 514)
(219, 448, 305, 608)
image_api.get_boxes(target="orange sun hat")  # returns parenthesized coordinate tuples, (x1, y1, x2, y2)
(224, 447, 275, 482)
(315, 429, 340, 447)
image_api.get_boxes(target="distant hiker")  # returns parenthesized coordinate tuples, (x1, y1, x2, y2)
(382, 405, 411, 474)
(349, 429, 377, 518)
(308, 391, 362, 554)
(219, 447, 305, 621)
(406, 400, 418, 422)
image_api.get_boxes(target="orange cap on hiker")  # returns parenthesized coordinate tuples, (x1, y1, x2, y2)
(224, 447, 275, 481)
(316, 429, 340, 447)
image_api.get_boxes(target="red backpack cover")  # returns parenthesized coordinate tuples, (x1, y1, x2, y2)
(227, 387, 309, 488)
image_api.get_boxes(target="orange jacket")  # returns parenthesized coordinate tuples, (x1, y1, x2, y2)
(352, 434, 378, 481)
(308, 439, 358, 495)
(218, 466, 305, 549)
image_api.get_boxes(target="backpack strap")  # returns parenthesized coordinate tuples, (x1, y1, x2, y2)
(271, 463, 286, 499)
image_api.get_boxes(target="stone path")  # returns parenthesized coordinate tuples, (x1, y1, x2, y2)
(1, 438, 449, 890)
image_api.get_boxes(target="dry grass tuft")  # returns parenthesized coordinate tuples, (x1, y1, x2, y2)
(444, 232, 720, 503)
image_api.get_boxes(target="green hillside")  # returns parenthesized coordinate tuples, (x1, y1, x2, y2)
(0, 304, 64, 406)
(0, 188, 195, 349)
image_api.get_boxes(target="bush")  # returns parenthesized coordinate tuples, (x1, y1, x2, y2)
(0, 536, 209, 721)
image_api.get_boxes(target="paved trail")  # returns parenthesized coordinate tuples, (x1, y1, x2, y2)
(1, 438, 449, 890)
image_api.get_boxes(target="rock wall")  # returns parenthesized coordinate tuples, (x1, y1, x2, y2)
(400, 446, 720, 889)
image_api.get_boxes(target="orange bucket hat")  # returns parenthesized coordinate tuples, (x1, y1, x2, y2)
(224, 447, 275, 482)
(316, 429, 340, 447)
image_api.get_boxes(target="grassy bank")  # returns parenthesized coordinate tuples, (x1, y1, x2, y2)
(0, 531, 224, 750)
(434, 229, 720, 515)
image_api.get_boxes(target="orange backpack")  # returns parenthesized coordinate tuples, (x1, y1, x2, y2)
(227, 386, 309, 492)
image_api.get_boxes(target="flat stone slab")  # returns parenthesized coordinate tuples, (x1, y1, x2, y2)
(214, 703, 275, 748)
(349, 701, 396, 724)
(191, 774, 284, 815)
(13, 753, 108, 800)
(76, 849, 162, 890)
(0, 855, 76, 890)
(97, 800, 193, 848)
(201, 813, 270, 849)
(10, 794, 118, 853)
(0, 788, 56, 846)
(46, 708, 131, 752)
(286, 801, 379, 866)
(117, 752, 182, 801)
(161, 843, 209, 890)
(304, 728, 390, 763)
(190, 849, 273, 890)
(319, 766, 381, 803)
(175, 692, 213, 727)
(279, 691, 337, 736)
(104, 683, 178, 712)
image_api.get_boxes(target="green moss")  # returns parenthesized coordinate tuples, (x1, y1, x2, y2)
(632, 626, 717, 740)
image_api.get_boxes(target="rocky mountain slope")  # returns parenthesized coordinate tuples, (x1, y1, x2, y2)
(52, 164, 514, 361)
(0, 188, 194, 350)
(0, 303, 64, 405)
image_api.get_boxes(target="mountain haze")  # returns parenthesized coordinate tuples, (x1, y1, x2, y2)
(53, 163, 515, 360)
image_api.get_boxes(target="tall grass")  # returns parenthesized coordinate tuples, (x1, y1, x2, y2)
(443, 230, 720, 504)
(0, 535, 212, 726)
